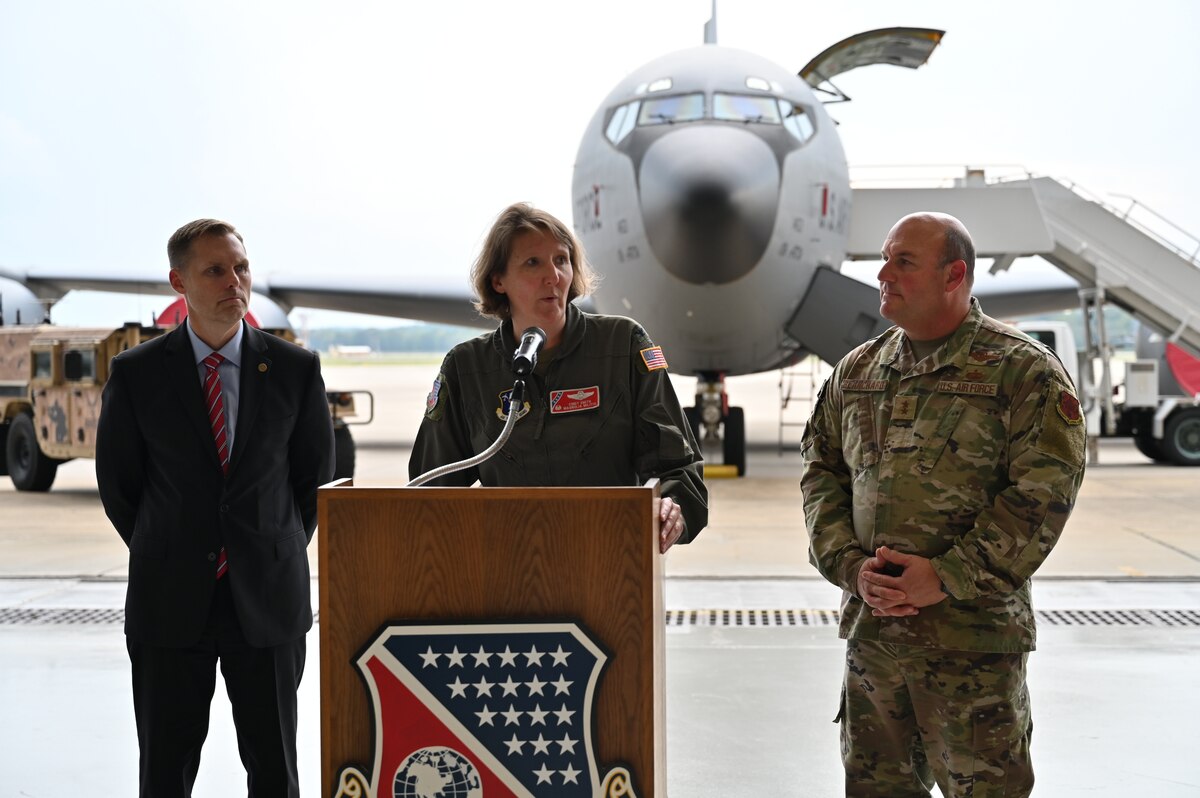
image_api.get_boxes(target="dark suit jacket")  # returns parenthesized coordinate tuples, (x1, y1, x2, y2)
(96, 323, 334, 648)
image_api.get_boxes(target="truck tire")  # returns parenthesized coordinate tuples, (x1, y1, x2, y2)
(1132, 432, 1168, 463)
(1162, 408, 1200, 466)
(333, 424, 356, 480)
(6, 412, 59, 491)
(723, 406, 747, 477)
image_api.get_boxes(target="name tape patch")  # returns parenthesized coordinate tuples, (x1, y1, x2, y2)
(842, 379, 888, 392)
(937, 381, 999, 396)
(550, 386, 601, 414)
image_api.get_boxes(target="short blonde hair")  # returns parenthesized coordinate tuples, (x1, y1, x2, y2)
(167, 219, 243, 270)
(470, 203, 595, 321)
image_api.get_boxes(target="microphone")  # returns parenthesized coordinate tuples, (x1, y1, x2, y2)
(512, 326, 546, 376)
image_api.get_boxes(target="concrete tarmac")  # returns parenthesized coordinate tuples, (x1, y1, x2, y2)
(2, 364, 1199, 796)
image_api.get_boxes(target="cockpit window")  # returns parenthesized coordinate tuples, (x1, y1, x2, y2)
(778, 100, 815, 142)
(712, 93, 782, 124)
(605, 100, 640, 144)
(603, 92, 816, 146)
(637, 93, 705, 126)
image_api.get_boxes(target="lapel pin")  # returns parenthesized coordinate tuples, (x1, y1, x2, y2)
(258, 363, 268, 373)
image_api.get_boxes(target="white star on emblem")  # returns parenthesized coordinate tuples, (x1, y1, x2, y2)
(524, 645, 544, 667)
(418, 646, 440, 668)
(475, 705, 497, 726)
(473, 676, 494, 698)
(445, 646, 466, 667)
(497, 646, 518, 667)
(553, 704, 575, 725)
(527, 704, 548, 726)
(470, 646, 493, 668)
(501, 704, 523, 726)
(525, 674, 546, 696)
(533, 762, 555, 785)
(549, 645, 570, 666)
(557, 733, 578, 754)
(551, 674, 572, 695)
(447, 677, 468, 698)
(499, 676, 521, 696)
(504, 734, 525, 755)
(560, 764, 582, 784)
(530, 734, 552, 755)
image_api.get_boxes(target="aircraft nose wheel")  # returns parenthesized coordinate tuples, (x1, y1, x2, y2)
(690, 374, 747, 476)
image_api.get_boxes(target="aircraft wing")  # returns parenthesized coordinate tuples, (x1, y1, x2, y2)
(264, 274, 491, 329)
(0, 266, 176, 299)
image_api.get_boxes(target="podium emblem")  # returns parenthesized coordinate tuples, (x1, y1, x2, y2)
(334, 622, 639, 798)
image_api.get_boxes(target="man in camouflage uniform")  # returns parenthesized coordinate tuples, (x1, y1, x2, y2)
(801, 213, 1086, 797)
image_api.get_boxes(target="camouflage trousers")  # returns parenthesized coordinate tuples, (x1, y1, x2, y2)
(837, 639, 1033, 798)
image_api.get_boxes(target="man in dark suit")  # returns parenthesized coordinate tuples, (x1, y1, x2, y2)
(97, 219, 334, 797)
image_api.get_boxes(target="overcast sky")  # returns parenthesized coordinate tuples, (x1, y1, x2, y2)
(3, 0, 1197, 326)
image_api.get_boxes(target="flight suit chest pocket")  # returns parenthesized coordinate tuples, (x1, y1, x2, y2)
(841, 395, 880, 475)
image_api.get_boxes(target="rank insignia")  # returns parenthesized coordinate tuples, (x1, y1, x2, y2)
(1057, 390, 1083, 425)
(892, 396, 917, 421)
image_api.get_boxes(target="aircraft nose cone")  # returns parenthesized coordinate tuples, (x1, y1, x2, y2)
(639, 126, 780, 285)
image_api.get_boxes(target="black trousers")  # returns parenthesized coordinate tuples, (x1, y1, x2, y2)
(126, 578, 306, 798)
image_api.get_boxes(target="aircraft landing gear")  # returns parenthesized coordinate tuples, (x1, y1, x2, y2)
(687, 372, 746, 476)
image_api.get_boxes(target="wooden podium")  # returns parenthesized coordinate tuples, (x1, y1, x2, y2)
(317, 479, 666, 797)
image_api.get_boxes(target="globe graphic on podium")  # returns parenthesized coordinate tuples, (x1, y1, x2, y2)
(393, 747, 483, 798)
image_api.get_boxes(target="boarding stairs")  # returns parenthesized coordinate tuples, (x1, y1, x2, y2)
(777, 355, 830, 453)
(845, 169, 1200, 356)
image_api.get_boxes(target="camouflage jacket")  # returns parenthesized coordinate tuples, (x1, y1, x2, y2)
(801, 300, 1086, 652)
(409, 304, 708, 542)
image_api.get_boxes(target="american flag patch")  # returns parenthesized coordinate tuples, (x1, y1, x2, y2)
(639, 346, 667, 371)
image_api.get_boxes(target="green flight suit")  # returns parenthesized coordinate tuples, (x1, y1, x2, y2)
(410, 304, 707, 542)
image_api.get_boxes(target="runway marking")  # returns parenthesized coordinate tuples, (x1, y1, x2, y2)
(1127, 529, 1200, 563)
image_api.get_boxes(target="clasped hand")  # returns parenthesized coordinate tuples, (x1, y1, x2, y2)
(856, 546, 948, 617)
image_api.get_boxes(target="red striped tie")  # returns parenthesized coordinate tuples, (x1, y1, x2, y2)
(203, 353, 230, 580)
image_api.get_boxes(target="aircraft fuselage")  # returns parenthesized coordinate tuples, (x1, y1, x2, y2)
(573, 46, 851, 376)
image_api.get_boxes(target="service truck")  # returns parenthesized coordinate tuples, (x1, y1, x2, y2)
(1017, 320, 1200, 465)
(0, 322, 371, 491)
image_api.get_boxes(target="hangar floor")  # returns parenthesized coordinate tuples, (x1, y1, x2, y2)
(2, 366, 1198, 796)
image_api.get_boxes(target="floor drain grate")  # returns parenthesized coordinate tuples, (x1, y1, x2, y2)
(663, 608, 1200, 629)
(2, 608, 1199, 628)
(0, 607, 125, 625)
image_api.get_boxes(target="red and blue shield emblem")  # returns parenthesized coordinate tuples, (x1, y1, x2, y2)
(333, 622, 638, 797)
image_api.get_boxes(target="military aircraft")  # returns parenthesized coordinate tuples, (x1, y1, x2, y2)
(0, 19, 1143, 475)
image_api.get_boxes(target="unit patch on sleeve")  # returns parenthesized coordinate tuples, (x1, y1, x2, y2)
(640, 346, 668, 371)
(1056, 390, 1083, 425)
(424, 373, 446, 421)
(550, 386, 601, 414)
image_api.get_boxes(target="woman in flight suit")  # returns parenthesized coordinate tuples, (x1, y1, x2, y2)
(409, 202, 706, 551)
